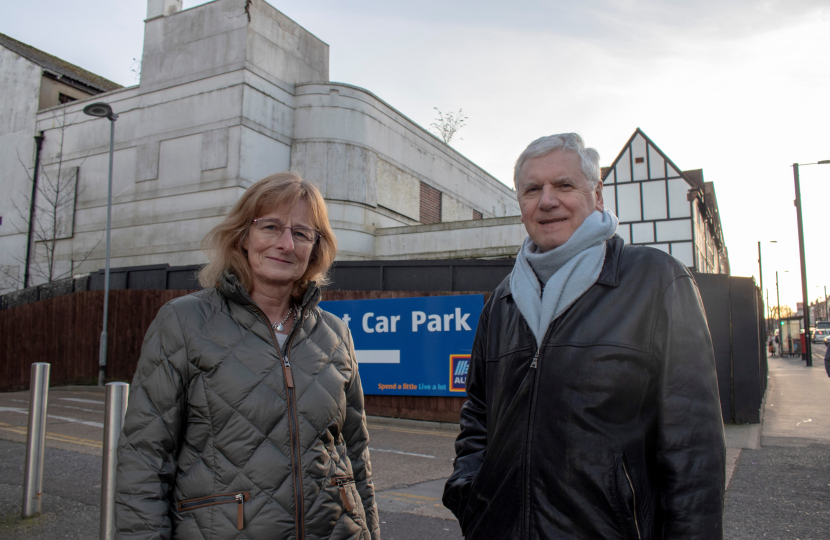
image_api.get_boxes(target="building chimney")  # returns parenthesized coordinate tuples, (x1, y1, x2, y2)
(146, 0, 183, 20)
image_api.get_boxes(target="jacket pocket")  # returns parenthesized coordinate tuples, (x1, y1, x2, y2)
(178, 492, 250, 530)
(613, 452, 642, 540)
(331, 475, 359, 514)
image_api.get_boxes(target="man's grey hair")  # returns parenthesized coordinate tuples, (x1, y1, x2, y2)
(513, 133, 601, 191)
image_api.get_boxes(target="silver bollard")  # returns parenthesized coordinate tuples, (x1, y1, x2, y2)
(100, 382, 129, 540)
(22, 362, 50, 518)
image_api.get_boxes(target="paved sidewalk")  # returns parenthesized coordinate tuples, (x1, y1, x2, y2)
(723, 345, 830, 539)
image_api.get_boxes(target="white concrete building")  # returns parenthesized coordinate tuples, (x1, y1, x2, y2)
(0, 0, 521, 294)
(0, 32, 121, 291)
(602, 128, 729, 274)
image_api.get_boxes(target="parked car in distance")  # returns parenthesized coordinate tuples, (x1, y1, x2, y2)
(823, 334, 830, 346)
(813, 329, 830, 343)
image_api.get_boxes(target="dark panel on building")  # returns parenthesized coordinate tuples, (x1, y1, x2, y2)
(128, 268, 167, 290)
(730, 277, 763, 424)
(90, 269, 128, 290)
(167, 267, 201, 290)
(329, 264, 383, 291)
(693, 272, 733, 422)
(329, 260, 513, 293)
(452, 264, 512, 292)
(384, 265, 452, 291)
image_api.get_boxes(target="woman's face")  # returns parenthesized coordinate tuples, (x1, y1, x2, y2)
(243, 199, 316, 293)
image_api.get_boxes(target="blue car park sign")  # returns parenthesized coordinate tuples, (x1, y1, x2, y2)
(318, 295, 484, 397)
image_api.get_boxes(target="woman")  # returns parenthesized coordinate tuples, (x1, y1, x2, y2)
(115, 172, 380, 540)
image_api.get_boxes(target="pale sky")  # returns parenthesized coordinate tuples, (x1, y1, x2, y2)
(2, 0, 829, 312)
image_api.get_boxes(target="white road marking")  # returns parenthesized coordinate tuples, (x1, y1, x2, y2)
(10, 399, 101, 414)
(369, 447, 434, 459)
(60, 397, 105, 405)
(0, 407, 104, 429)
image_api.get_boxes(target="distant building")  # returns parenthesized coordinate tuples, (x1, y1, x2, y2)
(0, 1, 730, 296)
(0, 32, 121, 291)
(601, 128, 729, 274)
(0, 0, 522, 294)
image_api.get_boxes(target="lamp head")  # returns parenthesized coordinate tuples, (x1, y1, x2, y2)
(83, 102, 117, 121)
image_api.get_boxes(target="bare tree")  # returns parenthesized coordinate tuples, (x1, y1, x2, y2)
(430, 108, 468, 145)
(12, 108, 101, 287)
(770, 305, 793, 319)
(130, 57, 142, 83)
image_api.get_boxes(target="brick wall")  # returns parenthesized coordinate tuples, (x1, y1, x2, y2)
(473, 210, 482, 220)
(419, 182, 442, 224)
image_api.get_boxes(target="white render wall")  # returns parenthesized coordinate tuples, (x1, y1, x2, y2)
(376, 217, 526, 260)
(5, 0, 524, 291)
(290, 82, 519, 259)
(0, 47, 44, 292)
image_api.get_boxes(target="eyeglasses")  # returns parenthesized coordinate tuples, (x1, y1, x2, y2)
(251, 218, 319, 245)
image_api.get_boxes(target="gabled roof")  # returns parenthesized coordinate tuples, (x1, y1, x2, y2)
(680, 168, 704, 190)
(602, 127, 729, 270)
(0, 32, 121, 94)
(601, 127, 701, 190)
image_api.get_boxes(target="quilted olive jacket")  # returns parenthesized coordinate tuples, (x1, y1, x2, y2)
(115, 273, 380, 540)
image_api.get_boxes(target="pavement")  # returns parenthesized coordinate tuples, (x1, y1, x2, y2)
(0, 345, 827, 539)
(722, 343, 830, 540)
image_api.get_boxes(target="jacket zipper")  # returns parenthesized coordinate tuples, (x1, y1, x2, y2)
(178, 492, 250, 530)
(621, 460, 642, 540)
(530, 347, 541, 369)
(523, 327, 552, 538)
(331, 475, 356, 512)
(248, 300, 312, 540)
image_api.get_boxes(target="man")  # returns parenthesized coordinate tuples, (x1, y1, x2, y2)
(443, 133, 725, 539)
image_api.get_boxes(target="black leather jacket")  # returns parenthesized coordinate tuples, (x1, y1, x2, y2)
(443, 236, 725, 539)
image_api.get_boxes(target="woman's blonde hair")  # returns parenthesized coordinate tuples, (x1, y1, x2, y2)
(198, 172, 337, 303)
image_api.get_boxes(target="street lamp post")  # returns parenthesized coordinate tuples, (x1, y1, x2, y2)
(757, 241, 764, 332)
(792, 160, 830, 367)
(83, 102, 118, 386)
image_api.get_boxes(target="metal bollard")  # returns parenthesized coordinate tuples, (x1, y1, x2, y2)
(22, 362, 50, 518)
(100, 382, 129, 540)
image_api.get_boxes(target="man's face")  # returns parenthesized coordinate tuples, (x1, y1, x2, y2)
(517, 148, 603, 252)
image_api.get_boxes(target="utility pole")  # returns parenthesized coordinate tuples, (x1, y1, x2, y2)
(793, 163, 812, 366)
(776, 271, 782, 338)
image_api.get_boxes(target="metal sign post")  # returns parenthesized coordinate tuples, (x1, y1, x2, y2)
(100, 382, 129, 540)
(22, 363, 50, 518)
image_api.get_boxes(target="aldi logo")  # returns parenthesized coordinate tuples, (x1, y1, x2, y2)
(450, 354, 470, 392)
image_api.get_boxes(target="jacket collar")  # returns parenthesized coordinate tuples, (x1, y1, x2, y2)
(217, 271, 321, 312)
(501, 234, 623, 299)
(595, 234, 623, 287)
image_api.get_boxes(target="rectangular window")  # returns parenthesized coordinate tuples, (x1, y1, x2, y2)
(472, 210, 482, 220)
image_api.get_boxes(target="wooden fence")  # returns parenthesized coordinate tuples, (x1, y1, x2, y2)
(0, 289, 485, 422)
